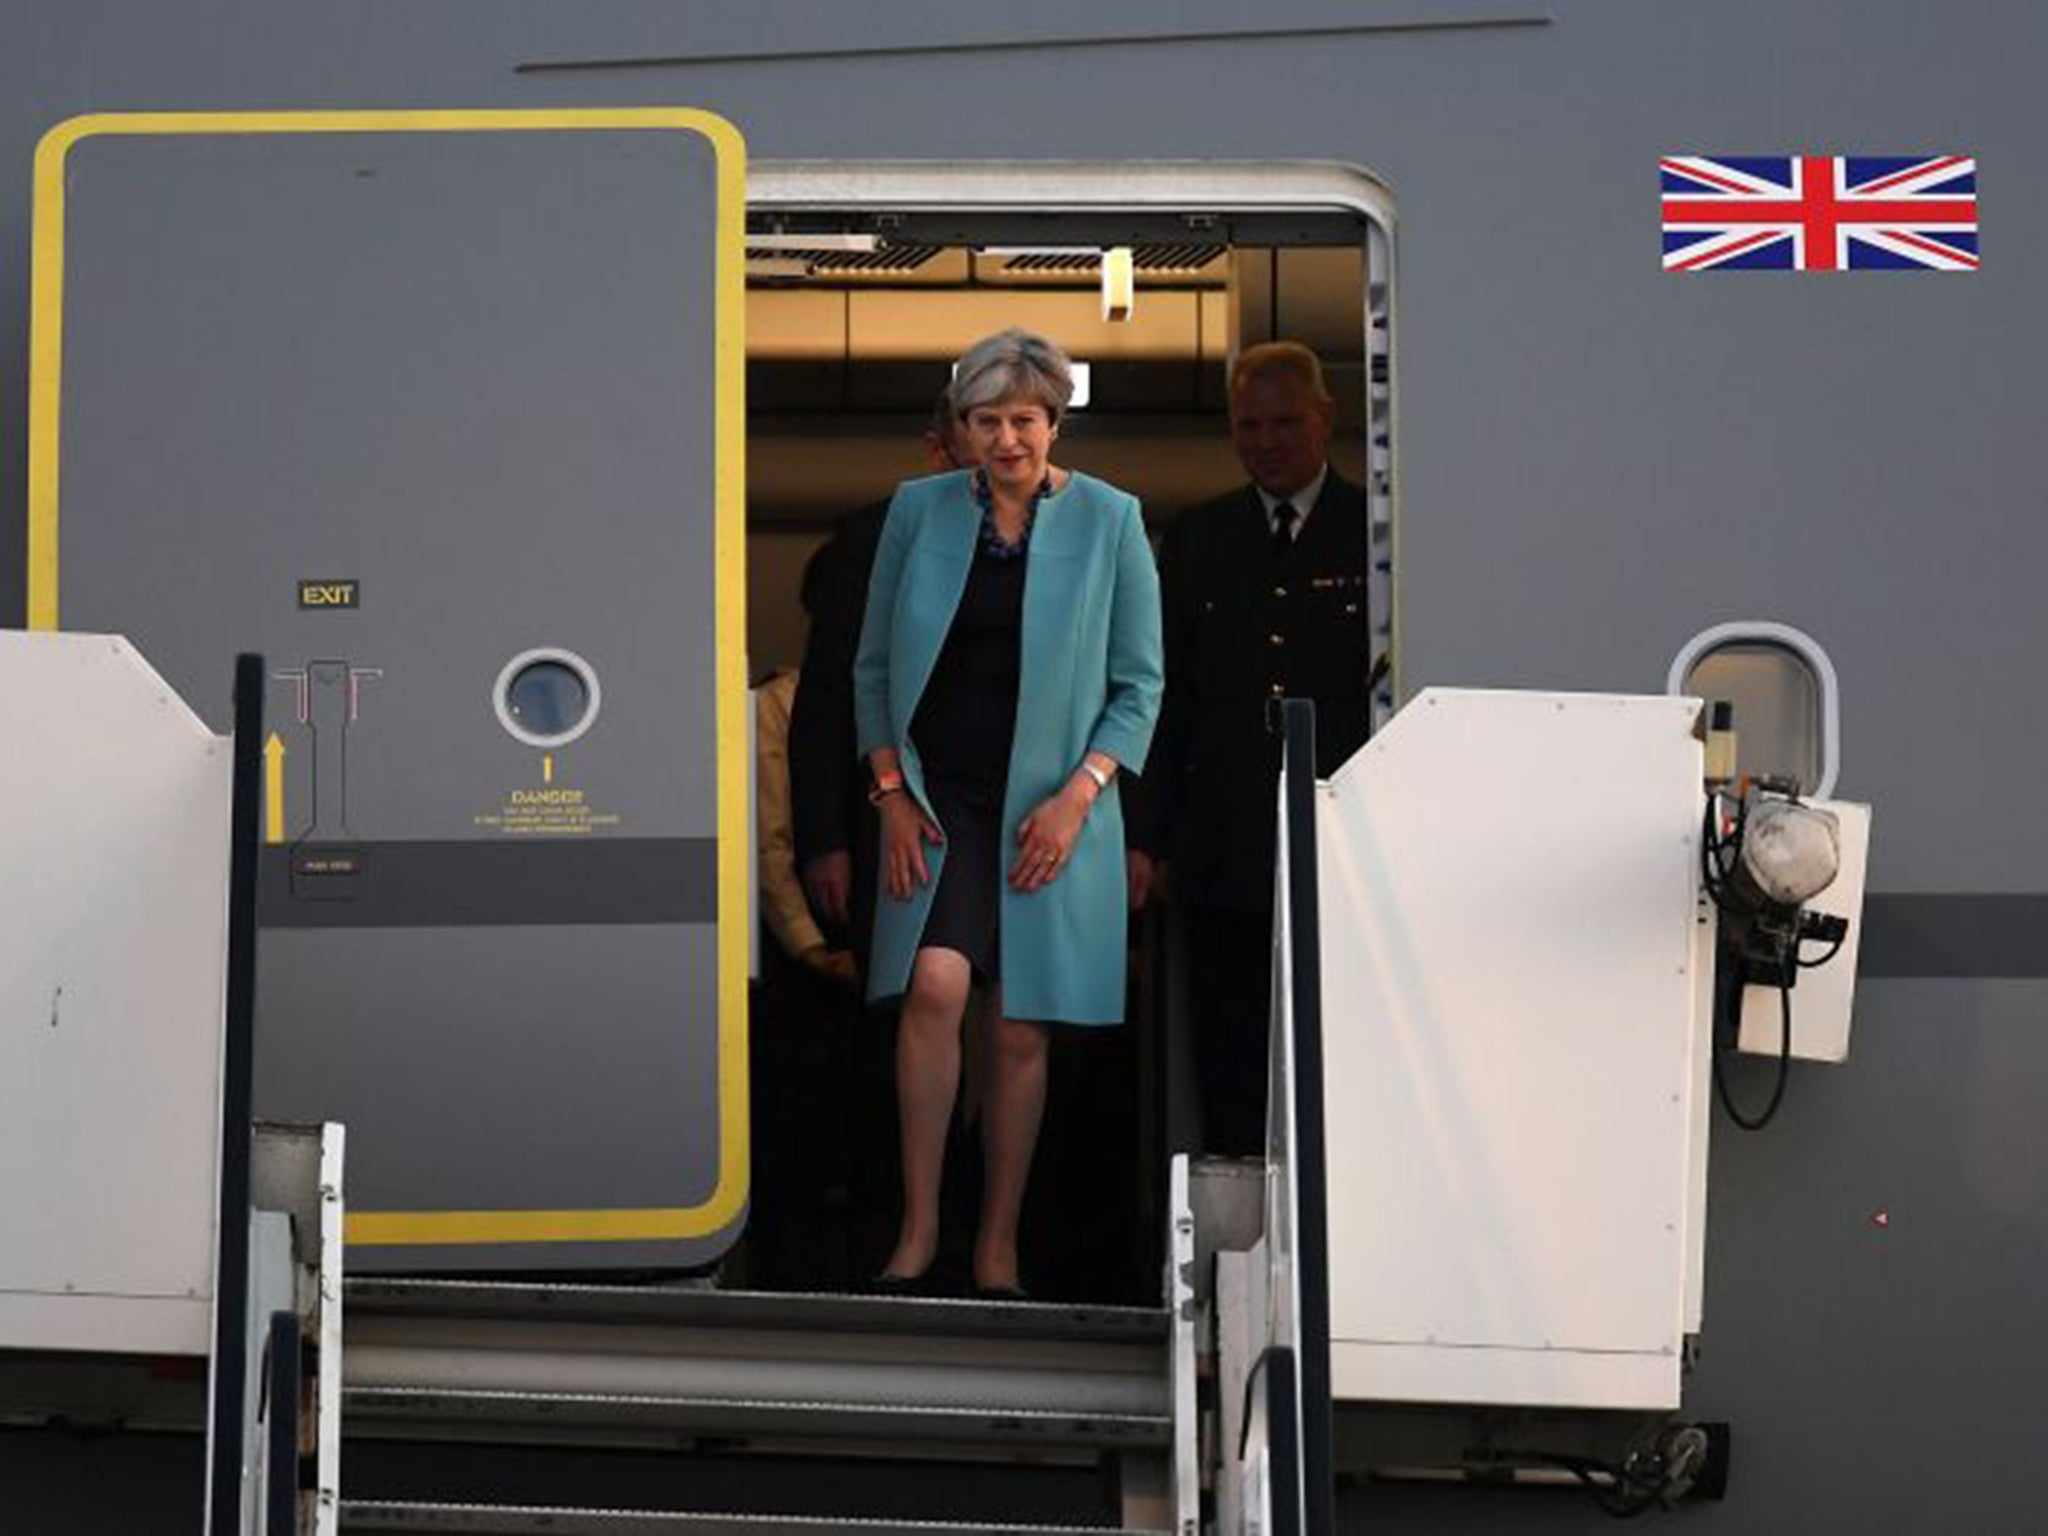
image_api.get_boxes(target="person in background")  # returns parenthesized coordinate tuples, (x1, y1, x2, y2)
(757, 669, 859, 988)
(747, 666, 859, 1289)
(854, 328, 1163, 1296)
(1127, 341, 1371, 1156)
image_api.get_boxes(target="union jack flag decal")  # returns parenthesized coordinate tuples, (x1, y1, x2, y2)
(1661, 155, 1978, 272)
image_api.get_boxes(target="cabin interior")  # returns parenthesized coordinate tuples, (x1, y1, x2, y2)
(740, 212, 1391, 696)
(734, 208, 1393, 1300)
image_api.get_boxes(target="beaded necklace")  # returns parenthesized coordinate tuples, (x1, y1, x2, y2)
(971, 467, 1057, 561)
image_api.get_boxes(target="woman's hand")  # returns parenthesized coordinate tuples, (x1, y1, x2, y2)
(880, 793, 944, 900)
(1010, 784, 1090, 893)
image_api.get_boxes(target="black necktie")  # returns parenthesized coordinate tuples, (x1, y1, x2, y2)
(1272, 501, 1298, 558)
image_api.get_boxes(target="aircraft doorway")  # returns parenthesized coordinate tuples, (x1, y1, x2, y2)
(738, 164, 1395, 1301)
(741, 163, 1396, 714)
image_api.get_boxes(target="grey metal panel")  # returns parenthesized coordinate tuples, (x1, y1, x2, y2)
(6, 10, 2045, 890)
(734, 6, 2047, 894)
(55, 130, 719, 842)
(1, 3, 2046, 1530)
(255, 840, 717, 928)
(44, 123, 739, 1269)
(1859, 894, 2048, 977)
(257, 927, 722, 1251)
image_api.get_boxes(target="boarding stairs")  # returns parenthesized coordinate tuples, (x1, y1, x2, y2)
(331, 1276, 1185, 1536)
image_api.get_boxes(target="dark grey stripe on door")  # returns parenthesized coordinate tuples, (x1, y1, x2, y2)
(1859, 895, 2048, 978)
(259, 838, 716, 928)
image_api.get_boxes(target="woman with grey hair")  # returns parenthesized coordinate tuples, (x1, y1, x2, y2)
(853, 327, 1164, 1296)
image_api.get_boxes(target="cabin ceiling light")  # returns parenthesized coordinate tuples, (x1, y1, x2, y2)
(746, 232, 882, 253)
(1101, 247, 1136, 322)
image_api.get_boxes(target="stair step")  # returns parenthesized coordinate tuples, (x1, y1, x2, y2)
(344, 1280, 1170, 1448)
(341, 1502, 1170, 1535)
(346, 1385, 1170, 1448)
(345, 1280, 1168, 1345)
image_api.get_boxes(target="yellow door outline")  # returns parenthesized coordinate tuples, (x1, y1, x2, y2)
(29, 108, 749, 1248)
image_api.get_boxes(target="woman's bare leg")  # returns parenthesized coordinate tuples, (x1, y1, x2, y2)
(974, 1006, 1050, 1292)
(880, 947, 973, 1279)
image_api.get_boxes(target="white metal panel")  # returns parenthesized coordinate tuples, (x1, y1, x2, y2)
(1330, 1340, 1679, 1413)
(1215, 1245, 1263, 1536)
(1166, 1156, 1198, 1536)
(1262, 779, 1298, 1378)
(0, 1292, 211, 1356)
(0, 631, 231, 1355)
(1316, 689, 1705, 1411)
(1683, 891, 1716, 1337)
(317, 1123, 347, 1536)
(1738, 798, 1871, 1063)
(238, 1210, 298, 1535)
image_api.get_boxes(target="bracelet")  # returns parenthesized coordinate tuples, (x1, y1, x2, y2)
(867, 781, 904, 807)
(1080, 760, 1112, 791)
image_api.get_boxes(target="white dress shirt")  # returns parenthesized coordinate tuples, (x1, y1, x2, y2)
(1256, 463, 1329, 542)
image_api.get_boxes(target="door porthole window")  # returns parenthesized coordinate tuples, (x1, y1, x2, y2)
(1667, 621, 1839, 798)
(494, 647, 601, 748)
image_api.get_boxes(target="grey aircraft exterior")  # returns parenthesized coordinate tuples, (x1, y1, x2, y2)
(3, 3, 2045, 1533)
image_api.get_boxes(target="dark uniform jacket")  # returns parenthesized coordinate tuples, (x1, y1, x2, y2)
(788, 499, 888, 955)
(1130, 470, 1371, 912)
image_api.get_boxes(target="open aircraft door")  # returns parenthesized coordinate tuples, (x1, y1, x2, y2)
(29, 109, 751, 1270)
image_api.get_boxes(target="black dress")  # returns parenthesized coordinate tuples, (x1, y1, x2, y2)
(909, 532, 1027, 979)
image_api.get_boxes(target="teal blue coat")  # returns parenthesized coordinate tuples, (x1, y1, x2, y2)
(853, 469, 1164, 1024)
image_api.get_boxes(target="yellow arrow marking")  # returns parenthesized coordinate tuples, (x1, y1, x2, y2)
(264, 733, 286, 844)
(543, 754, 554, 784)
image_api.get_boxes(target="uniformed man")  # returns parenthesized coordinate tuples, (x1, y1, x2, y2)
(1129, 341, 1371, 1155)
